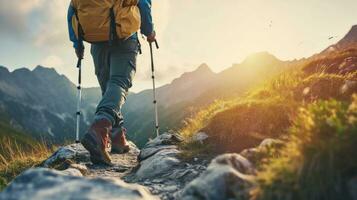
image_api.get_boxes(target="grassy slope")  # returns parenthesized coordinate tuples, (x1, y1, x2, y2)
(0, 122, 38, 153)
(0, 122, 52, 190)
(179, 48, 357, 199)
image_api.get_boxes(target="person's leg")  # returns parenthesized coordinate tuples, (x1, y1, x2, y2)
(95, 38, 138, 128)
(90, 43, 110, 96)
(82, 39, 138, 165)
(81, 43, 113, 165)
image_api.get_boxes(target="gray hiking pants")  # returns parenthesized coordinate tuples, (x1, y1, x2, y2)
(90, 38, 138, 128)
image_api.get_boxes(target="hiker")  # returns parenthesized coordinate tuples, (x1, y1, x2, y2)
(67, 0, 156, 165)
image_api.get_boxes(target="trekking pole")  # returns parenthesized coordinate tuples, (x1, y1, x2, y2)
(150, 40, 160, 137)
(75, 57, 82, 143)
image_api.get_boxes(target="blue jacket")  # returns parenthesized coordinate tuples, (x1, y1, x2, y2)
(67, 0, 154, 49)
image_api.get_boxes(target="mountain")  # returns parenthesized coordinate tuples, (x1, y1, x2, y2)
(0, 53, 287, 147)
(123, 52, 289, 147)
(0, 65, 100, 142)
(0, 121, 38, 155)
(323, 25, 357, 53)
(3, 25, 356, 147)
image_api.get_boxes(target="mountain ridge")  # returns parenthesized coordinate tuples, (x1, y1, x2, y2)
(323, 25, 357, 53)
(1, 24, 357, 146)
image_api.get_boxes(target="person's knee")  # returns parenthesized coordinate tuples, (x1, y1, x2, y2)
(108, 75, 132, 90)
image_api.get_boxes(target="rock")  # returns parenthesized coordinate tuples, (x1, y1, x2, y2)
(138, 145, 178, 161)
(124, 133, 208, 200)
(161, 185, 178, 193)
(62, 168, 83, 176)
(178, 154, 256, 200)
(341, 80, 357, 94)
(240, 148, 260, 161)
(133, 133, 184, 180)
(135, 148, 181, 180)
(0, 168, 158, 200)
(340, 57, 357, 74)
(241, 138, 284, 163)
(303, 87, 310, 96)
(348, 177, 357, 200)
(168, 168, 200, 183)
(128, 141, 141, 154)
(69, 163, 89, 176)
(144, 133, 183, 149)
(259, 138, 283, 149)
(212, 154, 255, 175)
(42, 143, 89, 168)
(191, 132, 209, 144)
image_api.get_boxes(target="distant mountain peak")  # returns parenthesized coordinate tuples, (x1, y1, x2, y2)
(349, 24, 357, 34)
(242, 51, 280, 64)
(195, 63, 212, 73)
(169, 64, 214, 86)
(33, 65, 57, 74)
(12, 68, 31, 74)
(339, 25, 357, 44)
(327, 25, 357, 52)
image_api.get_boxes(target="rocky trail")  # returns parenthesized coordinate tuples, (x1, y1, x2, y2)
(0, 133, 282, 200)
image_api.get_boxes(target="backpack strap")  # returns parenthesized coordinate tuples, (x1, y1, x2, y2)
(73, 7, 85, 49)
(109, 6, 118, 46)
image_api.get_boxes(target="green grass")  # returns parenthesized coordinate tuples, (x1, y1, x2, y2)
(0, 124, 53, 190)
(178, 99, 239, 159)
(177, 48, 357, 199)
(0, 122, 38, 154)
(202, 97, 296, 153)
(179, 48, 357, 154)
(253, 96, 357, 200)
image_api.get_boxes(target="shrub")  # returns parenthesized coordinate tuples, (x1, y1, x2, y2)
(303, 48, 357, 75)
(178, 99, 237, 159)
(254, 96, 357, 200)
(248, 71, 303, 100)
(293, 73, 356, 102)
(203, 97, 297, 153)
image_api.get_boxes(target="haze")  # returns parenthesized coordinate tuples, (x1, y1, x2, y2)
(0, 0, 356, 92)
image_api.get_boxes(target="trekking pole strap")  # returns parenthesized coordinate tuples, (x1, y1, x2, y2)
(155, 40, 159, 49)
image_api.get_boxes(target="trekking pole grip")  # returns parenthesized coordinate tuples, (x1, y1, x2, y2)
(77, 58, 82, 86)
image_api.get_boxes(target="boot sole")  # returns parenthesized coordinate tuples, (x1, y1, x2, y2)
(81, 133, 113, 166)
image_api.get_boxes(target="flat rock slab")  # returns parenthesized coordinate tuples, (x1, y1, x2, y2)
(42, 143, 90, 168)
(0, 168, 158, 200)
(125, 133, 207, 200)
(178, 154, 256, 200)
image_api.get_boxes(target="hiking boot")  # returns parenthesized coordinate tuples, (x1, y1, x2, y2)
(111, 127, 130, 154)
(81, 119, 113, 165)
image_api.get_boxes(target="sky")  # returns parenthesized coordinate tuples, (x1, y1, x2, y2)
(0, 0, 356, 92)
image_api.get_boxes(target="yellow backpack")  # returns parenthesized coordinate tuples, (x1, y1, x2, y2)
(71, 0, 141, 43)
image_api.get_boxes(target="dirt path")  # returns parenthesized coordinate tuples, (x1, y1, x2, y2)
(35, 134, 209, 200)
(85, 143, 140, 179)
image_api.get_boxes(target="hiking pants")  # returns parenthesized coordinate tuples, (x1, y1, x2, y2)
(90, 38, 138, 128)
